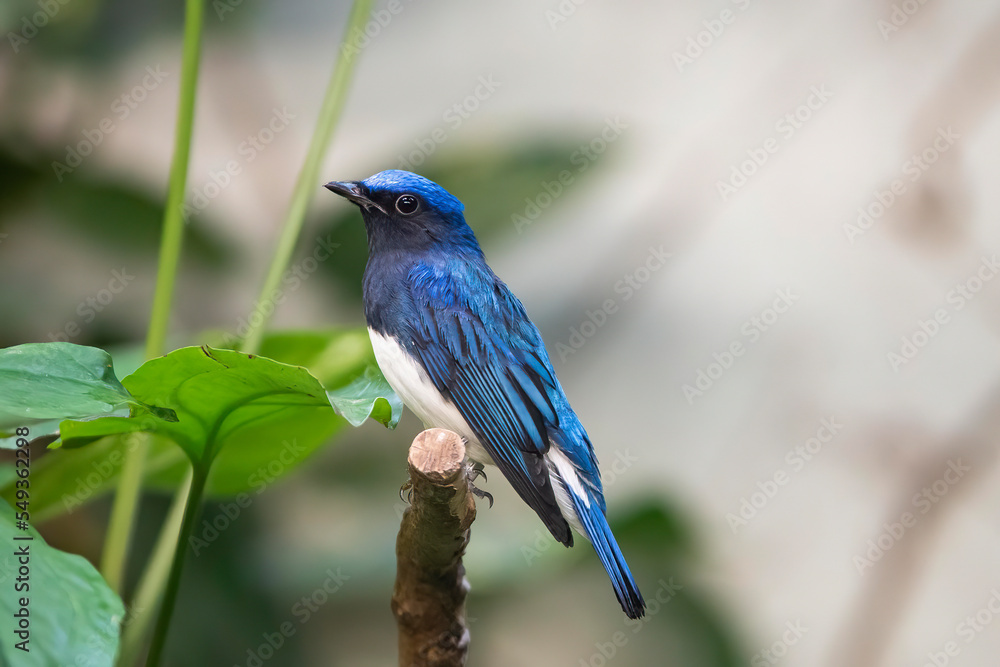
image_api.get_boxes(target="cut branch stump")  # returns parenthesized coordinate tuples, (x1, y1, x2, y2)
(392, 428, 476, 667)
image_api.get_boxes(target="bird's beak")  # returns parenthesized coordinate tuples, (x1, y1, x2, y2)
(324, 181, 385, 213)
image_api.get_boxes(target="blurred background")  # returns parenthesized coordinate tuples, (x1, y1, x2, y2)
(2, 0, 1000, 665)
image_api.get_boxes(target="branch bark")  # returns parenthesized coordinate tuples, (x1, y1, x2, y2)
(392, 428, 476, 667)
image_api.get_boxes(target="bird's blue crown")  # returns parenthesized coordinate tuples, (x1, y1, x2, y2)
(361, 170, 465, 219)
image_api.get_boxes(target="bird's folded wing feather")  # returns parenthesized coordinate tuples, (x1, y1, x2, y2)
(405, 261, 573, 544)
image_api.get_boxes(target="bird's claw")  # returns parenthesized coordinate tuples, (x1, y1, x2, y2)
(399, 478, 413, 504)
(468, 464, 488, 484)
(470, 485, 494, 508)
(465, 463, 493, 507)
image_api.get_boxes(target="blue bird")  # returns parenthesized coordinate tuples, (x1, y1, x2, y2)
(325, 170, 645, 619)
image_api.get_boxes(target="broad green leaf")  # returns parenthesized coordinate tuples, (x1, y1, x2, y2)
(0, 464, 15, 489)
(57, 346, 338, 466)
(0, 343, 132, 426)
(0, 343, 150, 448)
(1, 331, 403, 517)
(56, 417, 152, 450)
(0, 500, 124, 666)
(327, 367, 403, 428)
(0, 419, 61, 450)
(143, 410, 346, 496)
(254, 328, 402, 428)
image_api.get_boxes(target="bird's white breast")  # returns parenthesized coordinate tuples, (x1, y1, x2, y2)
(368, 329, 493, 464)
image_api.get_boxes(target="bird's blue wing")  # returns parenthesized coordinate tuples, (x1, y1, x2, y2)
(404, 261, 574, 545)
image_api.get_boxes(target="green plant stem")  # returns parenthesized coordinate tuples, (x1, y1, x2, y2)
(144, 467, 208, 667)
(241, 0, 374, 355)
(100, 0, 205, 592)
(116, 468, 193, 667)
(146, 0, 205, 361)
(100, 436, 149, 594)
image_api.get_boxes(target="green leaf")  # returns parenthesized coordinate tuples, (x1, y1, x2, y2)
(236, 328, 403, 428)
(0, 419, 62, 450)
(1, 331, 402, 516)
(0, 499, 124, 666)
(327, 366, 403, 428)
(0, 464, 15, 489)
(0, 343, 177, 449)
(0, 343, 138, 442)
(58, 346, 337, 466)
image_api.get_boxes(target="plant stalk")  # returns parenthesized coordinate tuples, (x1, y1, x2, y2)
(100, 435, 149, 594)
(241, 0, 374, 355)
(144, 467, 208, 667)
(119, 0, 370, 660)
(116, 467, 193, 667)
(100, 0, 206, 592)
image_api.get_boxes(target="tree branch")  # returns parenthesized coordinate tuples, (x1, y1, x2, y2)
(392, 428, 477, 667)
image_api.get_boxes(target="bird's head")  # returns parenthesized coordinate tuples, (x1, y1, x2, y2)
(325, 170, 482, 257)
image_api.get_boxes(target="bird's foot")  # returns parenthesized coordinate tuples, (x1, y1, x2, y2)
(471, 485, 494, 508)
(465, 462, 493, 508)
(399, 478, 413, 504)
(468, 462, 488, 484)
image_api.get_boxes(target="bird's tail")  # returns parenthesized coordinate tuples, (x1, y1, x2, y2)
(570, 489, 646, 619)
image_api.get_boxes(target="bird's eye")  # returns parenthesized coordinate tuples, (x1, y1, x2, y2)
(395, 194, 419, 215)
